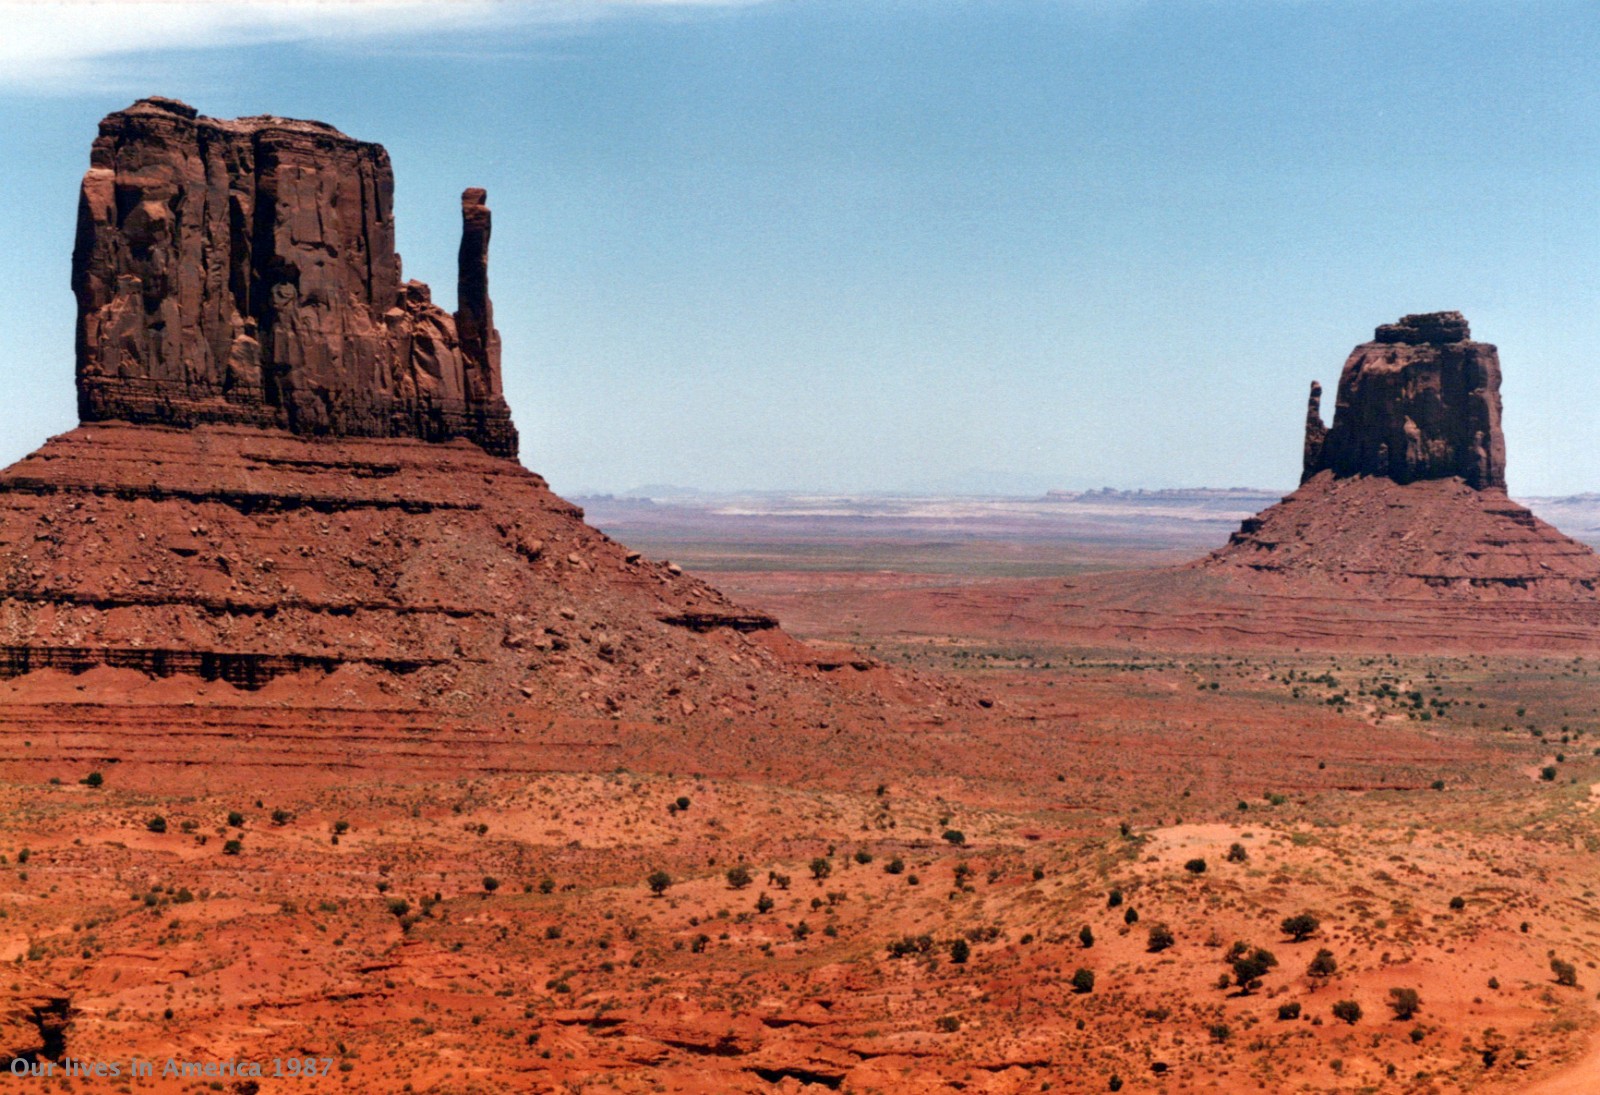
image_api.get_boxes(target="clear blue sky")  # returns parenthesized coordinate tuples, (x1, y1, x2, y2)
(1, 0, 1597, 495)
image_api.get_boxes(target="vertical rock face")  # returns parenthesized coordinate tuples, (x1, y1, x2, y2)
(72, 97, 518, 457)
(1301, 381, 1327, 481)
(1300, 311, 1503, 490)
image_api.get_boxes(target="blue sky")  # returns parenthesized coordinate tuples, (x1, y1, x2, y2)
(1, 0, 1597, 495)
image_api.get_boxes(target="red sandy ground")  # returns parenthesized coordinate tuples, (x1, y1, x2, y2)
(6, 495, 1600, 1092)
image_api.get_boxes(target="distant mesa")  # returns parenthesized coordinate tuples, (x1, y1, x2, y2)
(73, 96, 518, 456)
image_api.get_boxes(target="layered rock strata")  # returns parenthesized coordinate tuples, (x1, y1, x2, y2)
(72, 97, 517, 456)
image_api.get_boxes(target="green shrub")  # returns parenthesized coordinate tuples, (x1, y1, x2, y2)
(1307, 949, 1337, 979)
(1281, 913, 1319, 942)
(1388, 987, 1421, 1019)
(1331, 999, 1362, 1024)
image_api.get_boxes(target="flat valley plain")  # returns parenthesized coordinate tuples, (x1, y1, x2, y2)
(7, 489, 1600, 1093)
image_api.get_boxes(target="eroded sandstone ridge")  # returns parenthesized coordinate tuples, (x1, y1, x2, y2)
(73, 97, 518, 457)
(1301, 311, 1504, 489)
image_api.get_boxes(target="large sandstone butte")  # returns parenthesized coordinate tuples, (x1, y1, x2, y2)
(0, 100, 950, 783)
(1299, 311, 1504, 489)
(73, 97, 517, 456)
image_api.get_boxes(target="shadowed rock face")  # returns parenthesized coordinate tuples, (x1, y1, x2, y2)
(72, 97, 518, 457)
(1301, 311, 1504, 490)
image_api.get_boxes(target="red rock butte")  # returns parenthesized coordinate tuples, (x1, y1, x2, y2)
(904, 313, 1600, 654)
(0, 99, 945, 782)
(73, 97, 517, 456)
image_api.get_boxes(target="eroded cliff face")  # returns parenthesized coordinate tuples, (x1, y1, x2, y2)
(72, 97, 518, 457)
(1301, 311, 1504, 490)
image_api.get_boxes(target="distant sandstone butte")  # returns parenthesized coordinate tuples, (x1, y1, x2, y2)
(73, 96, 518, 457)
(998, 312, 1600, 654)
(1209, 311, 1598, 596)
(1301, 311, 1504, 490)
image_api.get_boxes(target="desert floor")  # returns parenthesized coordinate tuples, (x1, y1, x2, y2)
(4, 496, 1600, 1093)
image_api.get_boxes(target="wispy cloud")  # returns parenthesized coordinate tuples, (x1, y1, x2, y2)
(0, 0, 761, 93)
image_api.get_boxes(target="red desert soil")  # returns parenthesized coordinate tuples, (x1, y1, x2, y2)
(7, 523, 1600, 1092)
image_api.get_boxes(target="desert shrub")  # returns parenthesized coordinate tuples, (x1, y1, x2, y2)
(146, 816, 167, 834)
(1277, 1002, 1301, 1020)
(1448, 895, 1466, 911)
(227, 811, 245, 827)
(1331, 999, 1362, 1024)
(935, 1015, 960, 1033)
(222, 839, 242, 856)
(676, 796, 691, 811)
(770, 871, 792, 890)
(1281, 913, 1320, 941)
(950, 938, 970, 964)
(810, 857, 832, 882)
(1079, 924, 1095, 948)
(333, 820, 350, 834)
(1388, 987, 1421, 1019)
(1230, 947, 1278, 992)
(726, 865, 753, 889)
(887, 934, 935, 959)
(1107, 889, 1123, 908)
(854, 849, 873, 865)
(1552, 958, 1579, 987)
(1124, 906, 1140, 925)
(1146, 922, 1175, 953)
(1071, 967, 1096, 994)
(884, 857, 905, 875)
(386, 898, 410, 917)
(539, 877, 555, 894)
(647, 870, 672, 896)
(482, 877, 499, 893)
(82, 772, 103, 788)
(1540, 766, 1558, 782)
(1225, 843, 1248, 863)
(1183, 858, 1207, 874)
(1209, 1022, 1230, 1043)
(1307, 949, 1337, 979)
(942, 829, 967, 846)
(270, 808, 293, 826)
